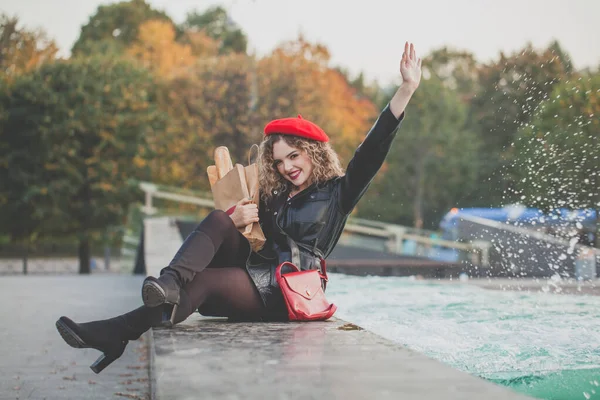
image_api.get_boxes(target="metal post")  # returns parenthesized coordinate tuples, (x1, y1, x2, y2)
(139, 182, 159, 215)
(145, 190, 153, 213)
(472, 240, 490, 268)
(390, 227, 406, 254)
(23, 253, 27, 275)
(104, 246, 111, 271)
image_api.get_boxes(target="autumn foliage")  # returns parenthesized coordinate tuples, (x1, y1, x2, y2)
(256, 38, 377, 165)
(132, 34, 378, 190)
(127, 20, 195, 77)
(0, 15, 58, 82)
(1, 0, 599, 275)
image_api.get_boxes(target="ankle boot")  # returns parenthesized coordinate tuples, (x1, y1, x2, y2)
(55, 306, 161, 373)
(142, 271, 182, 326)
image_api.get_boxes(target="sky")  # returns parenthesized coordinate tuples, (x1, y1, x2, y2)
(1, 0, 599, 86)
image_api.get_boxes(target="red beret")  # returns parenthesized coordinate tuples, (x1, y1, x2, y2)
(264, 115, 329, 142)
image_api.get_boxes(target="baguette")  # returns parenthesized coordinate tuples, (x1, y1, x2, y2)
(207, 165, 219, 187)
(214, 146, 233, 179)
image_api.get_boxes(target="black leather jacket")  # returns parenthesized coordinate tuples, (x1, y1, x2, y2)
(246, 105, 404, 307)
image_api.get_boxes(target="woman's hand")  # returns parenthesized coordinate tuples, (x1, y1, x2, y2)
(229, 198, 259, 229)
(400, 41, 422, 91)
(389, 42, 422, 118)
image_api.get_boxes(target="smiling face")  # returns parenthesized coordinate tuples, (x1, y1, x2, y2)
(272, 138, 314, 192)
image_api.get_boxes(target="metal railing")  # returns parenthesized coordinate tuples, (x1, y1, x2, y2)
(342, 222, 489, 267)
(138, 182, 490, 267)
(455, 214, 598, 278)
(140, 182, 214, 215)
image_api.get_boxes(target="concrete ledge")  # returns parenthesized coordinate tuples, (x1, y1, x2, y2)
(144, 216, 534, 399)
(150, 315, 534, 400)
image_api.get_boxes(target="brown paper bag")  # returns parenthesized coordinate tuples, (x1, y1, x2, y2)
(212, 164, 249, 211)
(242, 161, 265, 252)
(209, 146, 266, 252)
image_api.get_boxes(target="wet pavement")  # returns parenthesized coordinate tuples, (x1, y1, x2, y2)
(151, 314, 535, 400)
(0, 274, 150, 400)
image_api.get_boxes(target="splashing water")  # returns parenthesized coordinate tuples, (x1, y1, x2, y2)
(327, 274, 600, 400)
(503, 76, 599, 250)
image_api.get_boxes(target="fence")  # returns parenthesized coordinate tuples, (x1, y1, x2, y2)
(455, 214, 599, 278)
(137, 182, 490, 268)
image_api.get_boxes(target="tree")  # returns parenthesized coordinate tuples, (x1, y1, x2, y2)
(513, 72, 600, 246)
(336, 68, 390, 110)
(149, 53, 255, 189)
(149, 36, 377, 193)
(72, 0, 174, 56)
(0, 56, 164, 273)
(127, 19, 195, 77)
(182, 6, 247, 54)
(470, 41, 572, 206)
(181, 30, 220, 59)
(357, 76, 482, 229)
(255, 36, 378, 165)
(0, 14, 58, 81)
(424, 47, 480, 104)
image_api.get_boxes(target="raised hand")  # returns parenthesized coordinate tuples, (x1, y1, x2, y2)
(389, 42, 422, 118)
(400, 42, 422, 91)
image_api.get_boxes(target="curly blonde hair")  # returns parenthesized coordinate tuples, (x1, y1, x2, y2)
(258, 134, 344, 202)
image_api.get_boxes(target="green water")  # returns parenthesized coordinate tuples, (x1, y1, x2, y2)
(487, 368, 600, 399)
(327, 274, 600, 400)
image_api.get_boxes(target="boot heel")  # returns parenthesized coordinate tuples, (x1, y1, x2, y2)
(90, 342, 126, 374)
(160, 304, 179, 328)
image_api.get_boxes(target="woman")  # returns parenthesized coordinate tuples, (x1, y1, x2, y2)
(55, 42, 422, 373)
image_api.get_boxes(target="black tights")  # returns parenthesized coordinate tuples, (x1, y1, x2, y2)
(164, 210, 265, 322)
(66, 211, 267, 346)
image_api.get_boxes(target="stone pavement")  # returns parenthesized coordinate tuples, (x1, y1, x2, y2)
(0, 274, 150, 400)
(151, 315, 535, 400)
(143, 217, 183, 278)
(0, 258, 123, 275)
